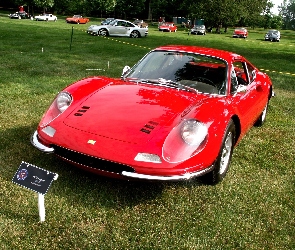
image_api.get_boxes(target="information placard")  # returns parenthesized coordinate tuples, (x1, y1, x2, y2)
(12, 161, 57, 195)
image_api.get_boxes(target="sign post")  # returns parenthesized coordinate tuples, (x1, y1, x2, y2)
(12, 161, 58, 222)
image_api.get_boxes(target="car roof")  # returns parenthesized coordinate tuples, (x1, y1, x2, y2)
(153, 45, 243, 63)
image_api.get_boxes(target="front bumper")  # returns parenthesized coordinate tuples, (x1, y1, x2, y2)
(121, 166, 213, 181)
(31, 130, 214, 181)
(31, 130, 54, 153)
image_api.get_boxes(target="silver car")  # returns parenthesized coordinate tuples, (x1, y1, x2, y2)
(264, 30, 280, 42)
(87, 19, 148, 38)
(190, 25, 206, 35)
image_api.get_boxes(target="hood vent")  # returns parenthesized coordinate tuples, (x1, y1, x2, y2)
(74, 106, 90, 116)
(140, 121, 159, 134)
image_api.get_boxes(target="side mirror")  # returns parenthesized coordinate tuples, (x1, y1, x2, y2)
(121, 66, 130, 78)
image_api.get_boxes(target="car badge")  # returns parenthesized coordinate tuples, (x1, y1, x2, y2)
(87, 140, 96, 145)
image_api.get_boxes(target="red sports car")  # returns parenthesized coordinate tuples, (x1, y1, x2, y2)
(159, 22, 177, 32)
(31, 45, 273, 184)
(233, 28, 248, 38)
(66, 15, 89, 24)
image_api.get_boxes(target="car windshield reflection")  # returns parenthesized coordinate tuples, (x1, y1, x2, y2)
(124, 51, 228, 95)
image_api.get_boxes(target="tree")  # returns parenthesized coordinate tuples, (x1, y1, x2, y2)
(280, 0, 295, 29)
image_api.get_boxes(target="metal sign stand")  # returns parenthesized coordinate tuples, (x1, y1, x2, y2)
(38, 193, 46, 222)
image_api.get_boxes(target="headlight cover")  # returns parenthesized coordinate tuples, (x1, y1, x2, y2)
(162, 119, 208, 163)
(181, 119, 208, 145)
(40, 92, 72, 127)
(56, 92, 72, 112)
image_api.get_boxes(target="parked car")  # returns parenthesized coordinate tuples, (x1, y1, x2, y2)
(31, 45, 274, 184)
(66, 15, 89, 24)
(264, 29, 280, 42)
(101, 18, 115, 25)
(190, 25, 206, 35)
(133, 19, 148, 28)
(87, 19, 148, 38)
(159, 22, 177, 32)
(9, 11, 32, 19)
(232, 28, 248, 38)
(34, 13, 57, 21)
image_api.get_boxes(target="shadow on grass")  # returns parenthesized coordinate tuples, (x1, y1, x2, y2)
(2, 124, 202, 211)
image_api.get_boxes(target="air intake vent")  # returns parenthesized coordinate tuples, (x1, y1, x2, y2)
(140, 121, 159, 134)
(53, 145, 135, 174)
(74, 106, 90, 116)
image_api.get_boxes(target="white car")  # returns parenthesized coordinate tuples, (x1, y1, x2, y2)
(35, 14, 57, 21)
(264, 30, 280, 42)
(87, 19, 148, 38)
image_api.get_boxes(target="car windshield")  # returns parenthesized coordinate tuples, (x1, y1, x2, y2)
(109, 20, 118, 26)
(124, 50, 228, 95)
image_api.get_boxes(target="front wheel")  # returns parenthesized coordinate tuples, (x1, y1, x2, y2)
(201, 120, 236, 185)
(98, 28, 108, 36)
(130, 30, 140, 38)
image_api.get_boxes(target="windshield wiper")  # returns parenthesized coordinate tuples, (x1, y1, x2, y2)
(126, 78, 199, 93)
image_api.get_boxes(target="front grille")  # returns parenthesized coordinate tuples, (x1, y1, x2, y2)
(53, 145, 135, 174)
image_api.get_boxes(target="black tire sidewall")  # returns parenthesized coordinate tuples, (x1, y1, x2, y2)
(201, 119, 236, 185)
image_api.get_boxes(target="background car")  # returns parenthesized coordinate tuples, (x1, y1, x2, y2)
(31, 45, 273, 185)
(159, 22, 177, 32)
(9, 11, 32, 19)
(87, 19, 148, 38)
(233, 28, 248, 38)
(264, 29, 280, 42)
(133, 19, 148, 28)
(66, 15, 89, 24)
(101, 18, 114, 25)
(190, 25, 206, 35)
(35, 13, 57, 21)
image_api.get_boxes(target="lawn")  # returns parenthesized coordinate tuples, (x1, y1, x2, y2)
(0, 13, 294, 249)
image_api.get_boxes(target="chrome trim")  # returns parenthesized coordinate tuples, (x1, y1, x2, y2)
(31, 131, 54, 153)
(121, 165, 214, 181)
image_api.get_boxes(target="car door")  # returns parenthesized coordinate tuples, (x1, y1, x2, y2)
(229, 60, 265, 133)
(109, 20, 128, 35)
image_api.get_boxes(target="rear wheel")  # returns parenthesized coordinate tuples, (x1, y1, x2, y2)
(201, 120, 236, 185)
(130, 30, 140, 38)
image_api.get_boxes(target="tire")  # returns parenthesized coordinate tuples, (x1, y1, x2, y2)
(130, 30, 140, 38)
(98, 28, 108, 37)
(254, 101, 268, 127)
(201, 120, 236, 185)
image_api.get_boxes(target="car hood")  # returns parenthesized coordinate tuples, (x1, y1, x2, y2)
(63, 81, 207, 144)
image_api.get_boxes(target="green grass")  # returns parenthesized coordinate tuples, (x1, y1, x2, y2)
(0, 13, 295, 249)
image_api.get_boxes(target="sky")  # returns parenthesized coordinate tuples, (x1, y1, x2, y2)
(271, 0, 284, 14)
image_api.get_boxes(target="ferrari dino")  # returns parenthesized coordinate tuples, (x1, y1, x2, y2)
(31, 45, 273, 184)
(66, 15, 89, 24)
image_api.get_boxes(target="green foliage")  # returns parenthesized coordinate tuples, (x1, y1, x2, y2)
(0, 13, 294, 249)
(280, 0, 295, 29)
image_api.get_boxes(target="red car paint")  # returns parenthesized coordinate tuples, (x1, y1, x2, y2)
(66, 15, 89, 24)
(31, 45, 273, 183)
(159, 22, 177, 32)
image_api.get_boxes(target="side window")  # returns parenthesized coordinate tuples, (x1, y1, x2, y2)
(116, 21, 125, 26)
(126, 22, 134, 28)
(230, 68, 239, 94)
(233, 61, 249, 85)
(246, 62, 255, 83)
